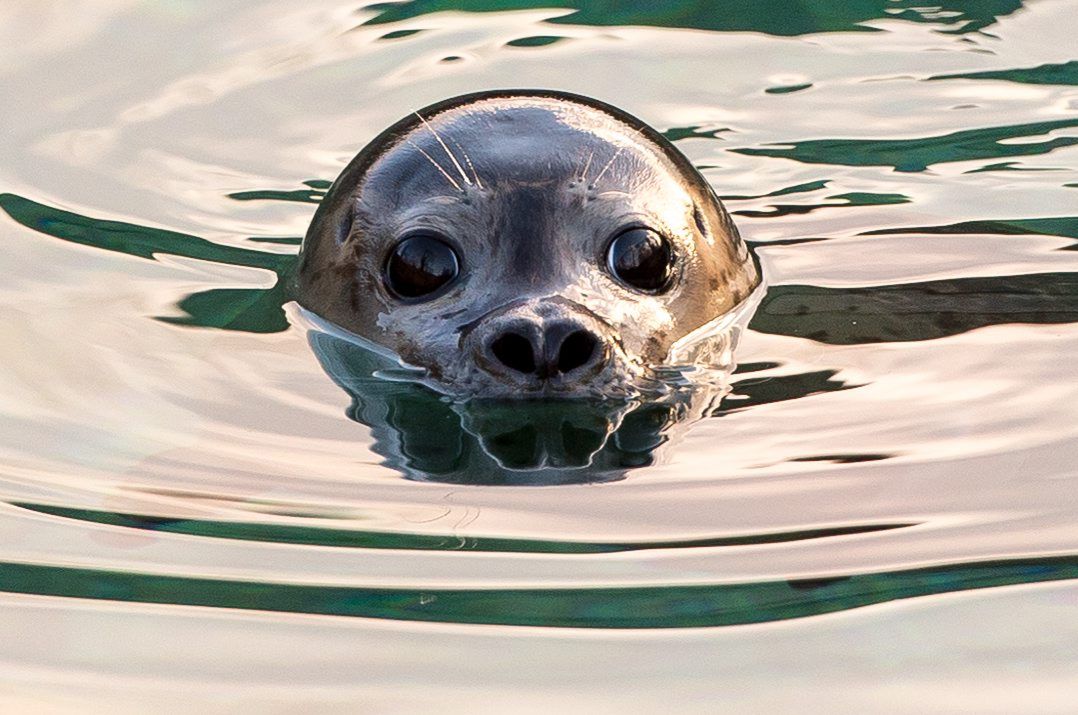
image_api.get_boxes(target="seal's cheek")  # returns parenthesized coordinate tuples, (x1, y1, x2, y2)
(369, 304, 469, 375)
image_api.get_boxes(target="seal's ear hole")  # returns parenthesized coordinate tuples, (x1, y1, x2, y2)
(693, 205, 708, 236)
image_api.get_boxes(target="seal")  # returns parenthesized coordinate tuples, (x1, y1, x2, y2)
(298, 90, 760, 397)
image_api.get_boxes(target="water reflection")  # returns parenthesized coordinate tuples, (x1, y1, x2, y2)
(361, 0, 1025, 37)
(5, 189, 1076, 480)
(0, 554, 1071, 628)
(731, 191, 910, 219)
(0, 193, 292, 334)
(752, 273, 1078, 344)
(1, 0, 1076, 701)
(0, 191, 776, 486)
(8, 192, 1075, 348)
(862, 216, 1077, 245)
(13, 501, 912, 553)
(929, 60, 1078, 86)
(733, 118, 1078, 172)
(305, 313, 747, 485)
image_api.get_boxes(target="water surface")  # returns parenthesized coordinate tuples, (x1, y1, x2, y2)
(0, 1, 1076, 711)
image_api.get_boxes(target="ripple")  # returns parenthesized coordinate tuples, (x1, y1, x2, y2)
(963, 161, 1067, 173)
(360, 1, 1025, 37)
(751, 273, 1078, 344)
(721, 180, 831, 201)
(0, 193, 291, 334)
(930, 60, 1078, 86)
(11, 501, 915, 554)
(789, 454, 892, 464)
(505, 35, 566, 48)
(0, 194, 290, 273)
(378, 28, 426, 41)
(0, 556, 1071, 629)
(732, 191, 910, 218)
(1, 0, 1075, 700)
(717, 369, 858, 414)
(732, 118, 1078, 172)
(765, 83, 813, 95)
(861, 216, 1078, 247)
(662, 126, 730, 142)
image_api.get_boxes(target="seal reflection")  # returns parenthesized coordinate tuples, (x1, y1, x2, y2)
(307, 298, 754, 485)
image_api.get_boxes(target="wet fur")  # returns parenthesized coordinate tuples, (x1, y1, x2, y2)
(297, 90, 759, 397)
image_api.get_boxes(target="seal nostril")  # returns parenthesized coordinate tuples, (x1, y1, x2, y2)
(490, 332, 537, 374)
(557, 330, 598, 374)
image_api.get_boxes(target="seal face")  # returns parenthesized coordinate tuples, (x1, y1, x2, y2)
(298, 90, 759, 398)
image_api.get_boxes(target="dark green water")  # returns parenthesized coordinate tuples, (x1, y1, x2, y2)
(0, 0, 1075, 711)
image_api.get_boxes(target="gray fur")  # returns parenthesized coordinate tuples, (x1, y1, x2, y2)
(298, 91, 759, 397)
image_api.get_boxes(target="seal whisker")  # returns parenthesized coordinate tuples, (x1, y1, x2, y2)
(415, 111, 473, 187)
(298, 92, 762, 409)
(590, 147, 622, 188)
(450, 136, 484, 190)
(406, 139, 463, 192)
(591, 128, 644, 187)
(579, 149, 595, 184)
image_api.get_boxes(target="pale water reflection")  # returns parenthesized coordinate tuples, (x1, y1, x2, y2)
(0, 0, 1076, 712)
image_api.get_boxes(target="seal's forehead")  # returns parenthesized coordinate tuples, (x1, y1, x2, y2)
(426, 96, 642, 139)
(360, 97, 679, 196)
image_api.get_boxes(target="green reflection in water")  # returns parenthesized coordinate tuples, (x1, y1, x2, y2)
(862, 217, 1078, 246)
(4, 193, 1073, 345)
(506, 35, 566, 47)
(733, 191, 910, 218)
(362, 0, 1023, 37)
(766, 83, 812, 94)
(930, 60, 1078, 86)
(662, 126, 730, 142)
(11, 502, 911, 553)
(722, 180, 830, 201)
(159, 284, 289, 333)
(716, 369, 858, 415)
(379, 28, 425, 40)
(0, 193, 293, 334)
(733, 119, 1078, 172)
(227, 178, 329, 204)
(227, 188, 324, 204)
(790, 454, 890, 464)
(751, 273, 1078, 344)
(4, 193, 1078, 344)
(964, 161, 1066, 174)
(246, 236, 304, 245)
(0, 556, 1071, 628)
(0, 194, 289, 273)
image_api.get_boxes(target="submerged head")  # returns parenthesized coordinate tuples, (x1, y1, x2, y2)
(298, 90, 759, 397)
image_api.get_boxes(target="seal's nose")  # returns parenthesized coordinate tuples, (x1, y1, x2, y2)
(487, 320, 603, 379)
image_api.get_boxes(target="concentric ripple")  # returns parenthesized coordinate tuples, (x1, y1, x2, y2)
(0, 0, 1075, 708)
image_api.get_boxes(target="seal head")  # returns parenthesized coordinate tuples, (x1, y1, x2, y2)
(298, 90, 759, 397)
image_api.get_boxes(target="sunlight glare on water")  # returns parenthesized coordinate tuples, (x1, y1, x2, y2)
(0, 1, 1076, 712)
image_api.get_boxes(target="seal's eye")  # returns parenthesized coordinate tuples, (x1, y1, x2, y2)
(605, 227, 674, 293)
(384, 234, 460, 299)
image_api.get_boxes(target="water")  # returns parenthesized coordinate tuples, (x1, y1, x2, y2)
(1, 1, 1076, 711)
